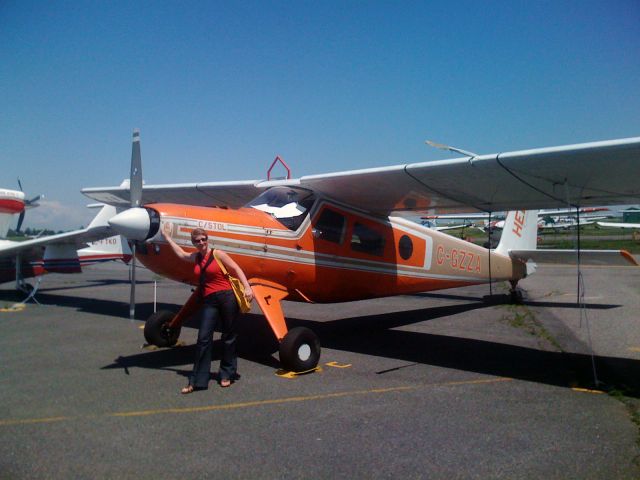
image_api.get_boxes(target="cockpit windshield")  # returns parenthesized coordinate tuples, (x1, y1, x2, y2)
(246, 187, 316, 230)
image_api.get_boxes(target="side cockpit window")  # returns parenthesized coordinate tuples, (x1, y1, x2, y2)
(351, 222, 385, 256)
(313, 208, 346, 244)
(247, 187, 315, 231)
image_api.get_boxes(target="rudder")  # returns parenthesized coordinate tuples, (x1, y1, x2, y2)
(496, 210, 538, 255)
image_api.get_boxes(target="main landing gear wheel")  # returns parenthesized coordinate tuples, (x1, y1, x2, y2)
(279, 327, 321, 372)
(144, 310, 181, 347)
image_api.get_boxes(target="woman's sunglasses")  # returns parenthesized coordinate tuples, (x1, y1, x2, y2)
(192, 237, 208, 244)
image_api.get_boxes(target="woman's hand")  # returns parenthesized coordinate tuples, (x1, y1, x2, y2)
(244, 285, 254, 302)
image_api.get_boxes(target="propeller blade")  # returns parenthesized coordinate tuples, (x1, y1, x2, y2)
(129, 242, 136, 319)
(16, 211, 25, 233)
(26, 195, 42, 205)
(130, 129, 143, 208)
(17, 178, 23, 192)
(127, 129, 143, 320)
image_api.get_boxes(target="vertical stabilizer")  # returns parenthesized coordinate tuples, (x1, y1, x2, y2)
(496, 210, 539, 255)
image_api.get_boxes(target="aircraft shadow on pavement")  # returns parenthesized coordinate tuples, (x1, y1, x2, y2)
(312, 322, 640, 397)
(101, 297, 640, 397)
(38, 279, 155, 292)
(102, 314, 281, 377)
(0, 290, 182, 320)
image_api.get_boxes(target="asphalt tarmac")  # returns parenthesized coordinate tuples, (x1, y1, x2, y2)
(1, 261, 639, 479)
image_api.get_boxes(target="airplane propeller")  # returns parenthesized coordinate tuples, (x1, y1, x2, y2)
(16, 178, 43, 233)
(107, 130, 163, 319)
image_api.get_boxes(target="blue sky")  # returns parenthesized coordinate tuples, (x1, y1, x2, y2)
(2, 0, 639, 230)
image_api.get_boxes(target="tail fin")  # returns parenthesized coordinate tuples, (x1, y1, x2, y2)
(495, 210, 539, 255)
(87, 204, 117, 229)
(78, 203, 132, 266)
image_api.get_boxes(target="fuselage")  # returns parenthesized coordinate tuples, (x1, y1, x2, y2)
(136, 194, 525, 303)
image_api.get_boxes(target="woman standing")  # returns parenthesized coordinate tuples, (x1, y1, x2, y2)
(162, 227, 253, 393)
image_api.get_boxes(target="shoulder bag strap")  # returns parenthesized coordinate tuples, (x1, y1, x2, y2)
(213, 251, 230, 278)
(198, 249, 215, 295)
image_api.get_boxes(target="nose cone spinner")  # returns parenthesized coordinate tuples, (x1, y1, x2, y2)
(109, 207, 151, 241)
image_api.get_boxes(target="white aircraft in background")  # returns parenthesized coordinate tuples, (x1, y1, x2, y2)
(0, 187, 130, 298)
(425, 208, 611, 232)
(597, 221, 640, 229)
(419, 218, 474, 232)
(538, 216, 607, 231)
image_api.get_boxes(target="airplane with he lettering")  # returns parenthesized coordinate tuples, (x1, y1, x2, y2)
(0, 189, 131, 297)
(82, 131, 640, 372)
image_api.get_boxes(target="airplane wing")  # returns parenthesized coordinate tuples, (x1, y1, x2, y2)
(0, 205, 115, 259)
(433, 223, 474, 232)
(597, 221, 640, 229)
(0, 228, 108, 258)
(82, 137, 640, 215)
(82, 180, 263, 209)
(423, 213, 495, 220)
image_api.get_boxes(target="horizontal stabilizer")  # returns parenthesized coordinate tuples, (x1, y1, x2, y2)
(509, 249, 638, 267)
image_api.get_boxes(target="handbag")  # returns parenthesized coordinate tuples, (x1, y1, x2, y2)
(213, 253, 252, 314)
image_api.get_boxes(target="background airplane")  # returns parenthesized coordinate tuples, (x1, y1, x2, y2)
(0, 195, 130, 297)
(424, 207, 611, 232)
(81, 132, 640, 372)
(597, 221, 640, 229)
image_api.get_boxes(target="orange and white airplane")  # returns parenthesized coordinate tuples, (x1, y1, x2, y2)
(82, 131, 640, 372)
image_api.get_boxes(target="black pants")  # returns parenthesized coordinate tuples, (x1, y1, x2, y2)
(189, 289, 239, 388)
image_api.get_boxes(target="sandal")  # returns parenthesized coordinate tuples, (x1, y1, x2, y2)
(181, 385, 206, 394)
(219, 378, 232, 388)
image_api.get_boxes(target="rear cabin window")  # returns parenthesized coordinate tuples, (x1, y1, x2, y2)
(351, 222, 385, 256)
(313, 208, 345, 244)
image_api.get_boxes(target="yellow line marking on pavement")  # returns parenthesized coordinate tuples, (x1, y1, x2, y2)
(325, 361, 352, 368)
(0, 303, 26, 312)
(628, 347, 640, 353)
(112, 386, 416, 418)
(571, 387, 605, 394)
(275, 367, 323, 378)
(444, 377, 512, 387)
(0, 416, 70, 427)
(0, 377, 512, 426)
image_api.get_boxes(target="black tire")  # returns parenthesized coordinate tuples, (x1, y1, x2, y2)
(510, 290, 524, 304)
(279, 327, 321, 372)
(144, 310, 181, 347)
